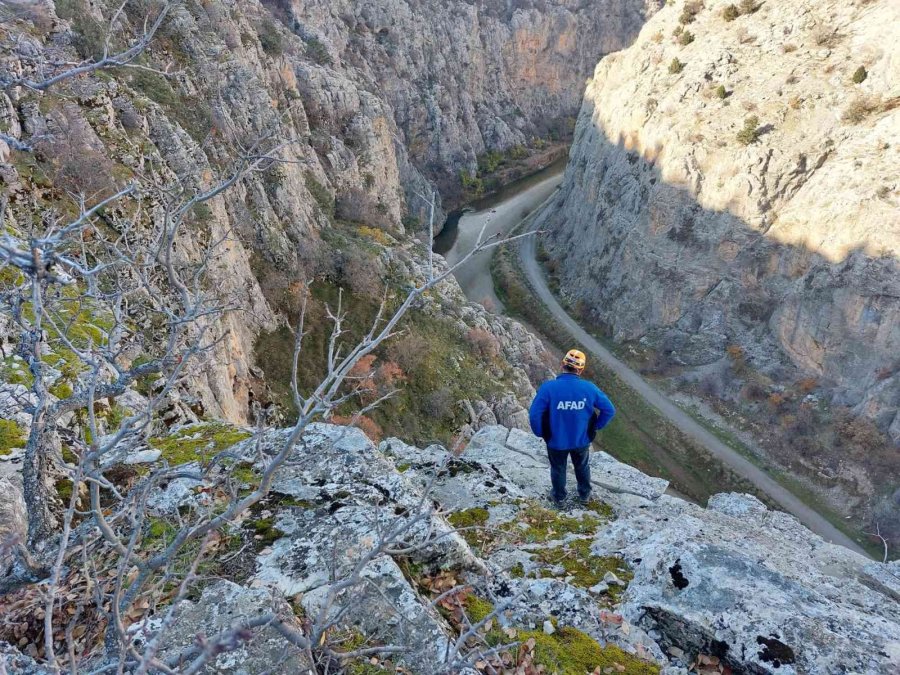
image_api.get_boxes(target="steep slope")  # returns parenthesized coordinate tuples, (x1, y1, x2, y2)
(277, 0, 659, 204)
(7, 422, 899, 673)
(1, 0, 654, 429)
(540, 0, 899, 532)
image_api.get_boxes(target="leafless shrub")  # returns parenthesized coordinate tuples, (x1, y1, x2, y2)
(0, 5, 539, 670)
(338, 248, 385, 299)
(465, 328, 501, 361)
(336, 187, 392, 229)
(842, 95, 881, 124)
(811, 26, 841, 48)
(34, 104, 118, 198)
(423, 387, 454, 420)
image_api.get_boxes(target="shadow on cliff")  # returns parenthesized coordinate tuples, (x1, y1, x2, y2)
(539, 102, 900, 542)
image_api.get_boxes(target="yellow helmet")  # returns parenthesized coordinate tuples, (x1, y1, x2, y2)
(562, 349, 586, 373)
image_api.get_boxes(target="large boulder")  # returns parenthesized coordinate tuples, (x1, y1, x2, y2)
(593, 493, 900, 673)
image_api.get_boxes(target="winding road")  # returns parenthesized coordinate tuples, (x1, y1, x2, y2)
(439, 170, 870, 557)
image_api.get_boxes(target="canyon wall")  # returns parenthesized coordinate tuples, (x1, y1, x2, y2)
(542, 0, 900, 442)
(278, 0, 658, 204)
(1, 0, 654, 425)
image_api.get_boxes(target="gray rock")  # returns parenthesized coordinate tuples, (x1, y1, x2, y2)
(0, 641, 50, 674)
(124, 449, 161, 465)
(151, 580, 311, 673)
(300, 556, 454, 674)
(861, 560, 900, 602)
(0, 475, 26, 576)
(603, 571, 621, 585)
(592, 493, 900, 674)
(541, 0, 900, 445)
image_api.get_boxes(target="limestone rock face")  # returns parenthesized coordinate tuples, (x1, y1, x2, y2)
(286, 0, 659, 198)
(541, 0, 900, 439)
(150, 580, 312, 673)
(0, 0, 608, 425)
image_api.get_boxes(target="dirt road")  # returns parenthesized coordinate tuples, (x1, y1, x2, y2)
(517, 209, 869, 557)
(436, 168, 870, 557)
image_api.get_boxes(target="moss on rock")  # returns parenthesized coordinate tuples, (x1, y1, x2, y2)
(0, 419, 26, 456)
(150, 422, 251, 465)
(248, 517, 285, 546)
(532, 539, 633, 598)
(488, 624, 659, 674)
(506, 501, 607, 544)
(447, 506, 491, 550)
(464, 594, 495, 623)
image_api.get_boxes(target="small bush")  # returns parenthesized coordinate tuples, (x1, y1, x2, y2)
(797, 377, 818, 395)
(812, 26, 839, 47)
(679, 30, 695, 46)
(722, 4, 739, 21)
(841, 96, 879, 124)
(423, 388, 454, 420)
(851, 66, 867, 84)
(782, 43, 797, 53)
(258, 19, 284, 56)
(305, 172, 334, 216)
(739, 0, 760, 14)
(715, 84, 728, 99)
(736, 115, 760, 145)
(465, 328, 501, 361)
(508, 144, 528, 160)
(679, 1, 703, 25)
(477, 150, 504, 174)
(306, 37, 332, 65)
(336, 187, 392, 229)
(668, 58, 685, 74)
(460, 169, 484, 196)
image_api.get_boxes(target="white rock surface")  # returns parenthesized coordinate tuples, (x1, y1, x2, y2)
(542, 0, 900, 440)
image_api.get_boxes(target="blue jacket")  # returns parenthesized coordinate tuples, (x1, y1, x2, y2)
(529, 373, 616, 451)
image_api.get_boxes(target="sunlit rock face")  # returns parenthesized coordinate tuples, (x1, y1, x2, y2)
(542, 0, 900, 439)
(283, 0, 660, 196)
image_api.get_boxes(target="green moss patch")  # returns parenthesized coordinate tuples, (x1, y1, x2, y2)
(506, 502, 606, 544)
(463, 594, 495, 623)
(0, 357, 33, 387)
(487, 624, 659, 675)
(247, 517, 285, 546)
(150, 422, 251, 466)
(448, 506, 496, 552)
(0, 419, 26, 456)
(531, 539, 633, 599)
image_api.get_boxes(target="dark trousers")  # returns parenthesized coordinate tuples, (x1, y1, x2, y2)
(546, 446, 592, 502)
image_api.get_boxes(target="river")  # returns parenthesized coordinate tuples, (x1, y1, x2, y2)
(433, 157, 566, 310)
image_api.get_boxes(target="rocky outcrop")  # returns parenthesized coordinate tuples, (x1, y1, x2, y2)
(136, 422, 900, 674)
(540, 0, 900, 440)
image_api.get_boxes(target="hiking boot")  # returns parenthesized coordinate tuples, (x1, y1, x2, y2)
(577, 491, 593, 505)
(547, 491, 566, 507)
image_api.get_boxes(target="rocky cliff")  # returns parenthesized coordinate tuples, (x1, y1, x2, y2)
(543, 0, 898, 436)
(1, 0, 654, 427)
(5, 422, 899, 673)
(278, 0, 658, 204)
(540, 0, 899, 530)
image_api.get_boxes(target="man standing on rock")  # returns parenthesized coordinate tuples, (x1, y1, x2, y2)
(528, 349, 616, 505)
